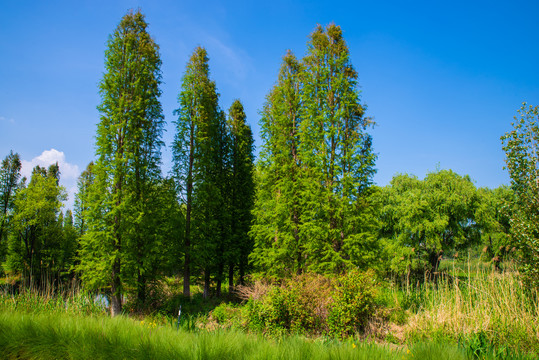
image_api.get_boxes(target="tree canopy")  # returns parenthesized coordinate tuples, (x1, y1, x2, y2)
(501, 103, 539, 287)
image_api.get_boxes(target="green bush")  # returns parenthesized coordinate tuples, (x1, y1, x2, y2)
(327, 270, 378, 338)
(210, 302, 245, 329)
(246, 285, 296, 336)
(245, 273, 333, 336)
(245, 272, 380, 338)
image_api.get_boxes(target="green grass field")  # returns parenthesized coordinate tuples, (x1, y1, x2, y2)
(1, 260, 538, 359)
(0, 309, 476, 360)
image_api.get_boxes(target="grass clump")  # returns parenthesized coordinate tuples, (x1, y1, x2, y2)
(404, 267, 539, 356)
(0, 286, 106, 317)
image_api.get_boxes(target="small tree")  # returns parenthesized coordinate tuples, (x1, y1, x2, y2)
(6, 165, 66, 284)
(0, 151, 22, 248)
(501, 103, 539, 287)
(475, 186, 514, 268)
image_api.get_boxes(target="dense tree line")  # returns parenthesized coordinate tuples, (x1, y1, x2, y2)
(1, 9, 532, 316)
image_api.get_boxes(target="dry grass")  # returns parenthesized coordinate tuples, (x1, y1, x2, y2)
(235, 279, 273, 301)
(403, 266, 539, 354)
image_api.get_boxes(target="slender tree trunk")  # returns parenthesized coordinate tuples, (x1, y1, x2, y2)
(137, 271, 146, 308)
(203, 268, 210, 299)
(110, 257, 122, 317)
(428, 249, 441, 274)
(183, 221, 191, 297)
(228, 264, 234, 290)
(111, 154, 123, 316)
(183, 124, 195, 297)
(216, 220, 225, 297)
(216, 263, 223, 297)
(239, 261, 245, 286)
(111, 189, 122, 317)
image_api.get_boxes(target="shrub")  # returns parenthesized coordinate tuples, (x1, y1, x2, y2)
(245, 273, 333, 336)
(210, 302, 245, 329)
(244, 271, 380, 338)
(327, 269, 378, 338)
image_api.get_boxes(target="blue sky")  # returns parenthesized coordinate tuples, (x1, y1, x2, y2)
(1, 0, 538, 209)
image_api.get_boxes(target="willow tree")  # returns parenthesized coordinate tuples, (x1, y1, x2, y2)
(78, 10, 164, 316)
(378, 171, 480, 275)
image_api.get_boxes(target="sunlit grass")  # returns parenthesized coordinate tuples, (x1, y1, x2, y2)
(402, 262, 539, 356)
(0, 309, 411, 359)
(1, 261, 538, 359)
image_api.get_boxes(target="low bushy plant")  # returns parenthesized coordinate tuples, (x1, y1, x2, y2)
(327, 269, 378, 338)
(244, 271, 379, 338)
(210, 302, 245, 329)
(244, 273, 334, 336)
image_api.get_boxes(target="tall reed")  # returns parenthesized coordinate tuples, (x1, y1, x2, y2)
(0, 279, 106, 316)
(404, 263, 539, 355)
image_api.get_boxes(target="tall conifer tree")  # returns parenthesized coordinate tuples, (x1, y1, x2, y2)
(251, 52, 305, 276)
(252, 25, 377, 275)
(79, 10, 164, 316)
(300, 24, 376, 272)
(173, 47, 224, 298)
(227, 100, 255, 286)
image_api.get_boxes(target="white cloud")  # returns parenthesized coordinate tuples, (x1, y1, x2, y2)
(21, 149, 81, 211)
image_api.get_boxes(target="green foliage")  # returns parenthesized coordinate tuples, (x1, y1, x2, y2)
(501, 103, 539, 288)
(244, 272, 379, 338)
(299, 24, 377, 274)
(379, 170, 481, 274)
(328, 270, 378, 338)
(173, 46, 225, 297)
(6, 165, 66, 281)
(173, 48, 253, 296)
(73, 162, 94, 237)
(250, 51, 305, 277)
(0, 151, 21, 255)
(476, 186, 514, 267)
(251, 24, 377, 277)
(59, 210, 78, 277)
(78, 9, 165, 314)
(246, 274, 333, 336)
(227, 100, 255, 285)
(210, 302, 245, 329)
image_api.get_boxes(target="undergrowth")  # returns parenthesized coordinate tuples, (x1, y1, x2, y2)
(1, 261, 537, 358)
